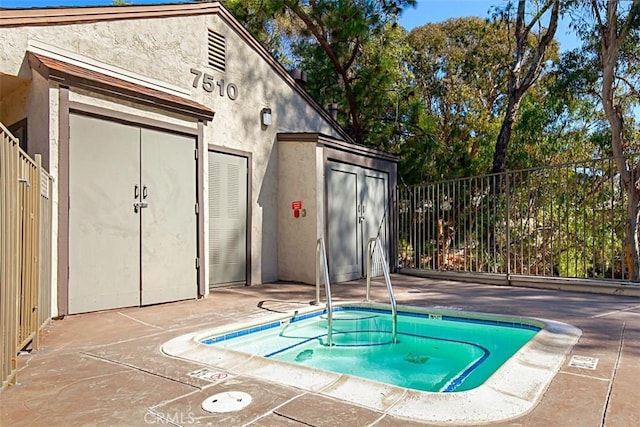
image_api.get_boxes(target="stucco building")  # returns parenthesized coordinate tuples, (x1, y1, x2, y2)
(0, 1, 397, 316)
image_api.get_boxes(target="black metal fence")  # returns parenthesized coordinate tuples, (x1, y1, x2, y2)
(397, 156, 639, 283)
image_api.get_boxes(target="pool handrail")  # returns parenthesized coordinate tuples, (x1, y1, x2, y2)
(366, 236, 398, 344)
(315, 238, 333, 346)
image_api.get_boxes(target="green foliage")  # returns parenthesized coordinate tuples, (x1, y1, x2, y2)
(405, 17, 540, 180)
(507, 76, 598, 169)
(222, 0, 297, 65)
(223, 0, 637, 190)
(223, 0, 416, 146)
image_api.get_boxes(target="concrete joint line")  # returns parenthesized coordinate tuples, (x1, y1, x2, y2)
(558, 371, 609, 382)
(270, 411, 315, 427)
(591, 304, 640, 318)
(79, 351, 200, 390)
(246, 392, 311, 426)
(117, 311, 164, 329)
(601, 321, 626, 427)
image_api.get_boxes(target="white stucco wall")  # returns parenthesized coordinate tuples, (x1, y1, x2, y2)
(0, 8, 345, 294)
(46, 82, 59, 317)
(277, 140, 324, 284)
(28, 71, 53, 168)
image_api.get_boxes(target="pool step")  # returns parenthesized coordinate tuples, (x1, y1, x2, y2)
(318, 312, 380, 321)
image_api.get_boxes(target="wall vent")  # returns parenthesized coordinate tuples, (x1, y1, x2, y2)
(208, 30, 226, 72)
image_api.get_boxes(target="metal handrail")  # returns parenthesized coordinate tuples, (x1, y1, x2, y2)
(315, 238, 333, 346)
(366, 237, 397, 343)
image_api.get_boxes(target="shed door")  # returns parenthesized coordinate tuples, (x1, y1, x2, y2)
(363, 170, 389, 277)
(68, 114, 197, 313)
(327, 161, 389, 282)
(208, 151, 248, 287)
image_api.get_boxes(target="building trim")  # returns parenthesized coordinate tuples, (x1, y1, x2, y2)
(57, 85, 70, 316)
(197, 121, 206, 296)
(277, 132, 398, 164)
(29, 53, 215, 121)
(0, 2, 223, 27)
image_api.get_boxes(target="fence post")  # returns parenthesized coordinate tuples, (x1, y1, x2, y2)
(33, 154, 42, 350)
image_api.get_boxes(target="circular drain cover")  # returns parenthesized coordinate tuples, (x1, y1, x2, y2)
(202, 391, 252, 413)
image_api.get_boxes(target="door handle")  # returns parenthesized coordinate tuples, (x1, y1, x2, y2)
(134, 184, 140, 199)
(133, 202, 149, 213)
(143, 185, 148, 199)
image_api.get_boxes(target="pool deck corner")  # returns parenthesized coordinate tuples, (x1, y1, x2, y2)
(1, 275, 639, 426)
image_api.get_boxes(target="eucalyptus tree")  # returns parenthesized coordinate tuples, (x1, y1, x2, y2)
(405, 15, 568, 180)
(508, 66, 598, 169)
(406, 17, 512, 180)
(566, 0, 640, 279)
(491, 0, 561, 180)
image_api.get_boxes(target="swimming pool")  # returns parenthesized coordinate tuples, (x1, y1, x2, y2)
(162, 302, 581, 424)
(202, 307, 539, 393)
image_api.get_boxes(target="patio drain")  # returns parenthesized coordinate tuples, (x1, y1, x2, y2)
(202, 391, 252, 413)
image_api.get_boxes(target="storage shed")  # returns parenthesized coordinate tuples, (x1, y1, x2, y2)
(0, 2, 397, 316)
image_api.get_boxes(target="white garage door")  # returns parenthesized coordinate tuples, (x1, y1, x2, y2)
(68, 114, 197, 313)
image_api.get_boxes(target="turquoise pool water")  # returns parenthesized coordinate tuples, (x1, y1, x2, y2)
(202, 307, 539, 392)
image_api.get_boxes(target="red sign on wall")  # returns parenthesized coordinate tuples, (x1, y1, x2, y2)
(291, 200, 302, 210)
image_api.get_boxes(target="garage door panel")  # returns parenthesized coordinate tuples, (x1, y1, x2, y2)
(140, 129, 197, 305)
(68, 114, 140, 313)
(327, 164, 361, 282)
(363, 172, 388, 277)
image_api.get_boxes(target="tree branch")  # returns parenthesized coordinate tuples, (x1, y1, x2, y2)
(520, 0, 560, 92)
(523, 0, 556, 36)
(618, 0, 640, 47)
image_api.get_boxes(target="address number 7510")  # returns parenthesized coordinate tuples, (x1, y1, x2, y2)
(190, 68, 238, 100)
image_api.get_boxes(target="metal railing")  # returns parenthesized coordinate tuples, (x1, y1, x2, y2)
(1, 123, 53, 391)
(315, 238, 333, 346)
(397, 155, 640, 284)
(366, 237, 397, 343)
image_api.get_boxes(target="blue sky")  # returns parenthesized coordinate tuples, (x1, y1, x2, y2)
(1, 0, 580, 51)
(403, 1, 580, 51)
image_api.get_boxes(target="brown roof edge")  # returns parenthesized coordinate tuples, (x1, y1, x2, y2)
(277, 132, 398, 163)
(29, 52, 214, 121)
(0, 2, 222, 27)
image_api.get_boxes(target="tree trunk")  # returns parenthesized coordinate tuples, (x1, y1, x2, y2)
(595, 0, 640, 281)
(492, 94, 520, 177)
(491, 0, 559, 183)
(625, 187, 640, 280)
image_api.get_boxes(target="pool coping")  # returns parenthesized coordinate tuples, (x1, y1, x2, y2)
(161, 301, 582, 425)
